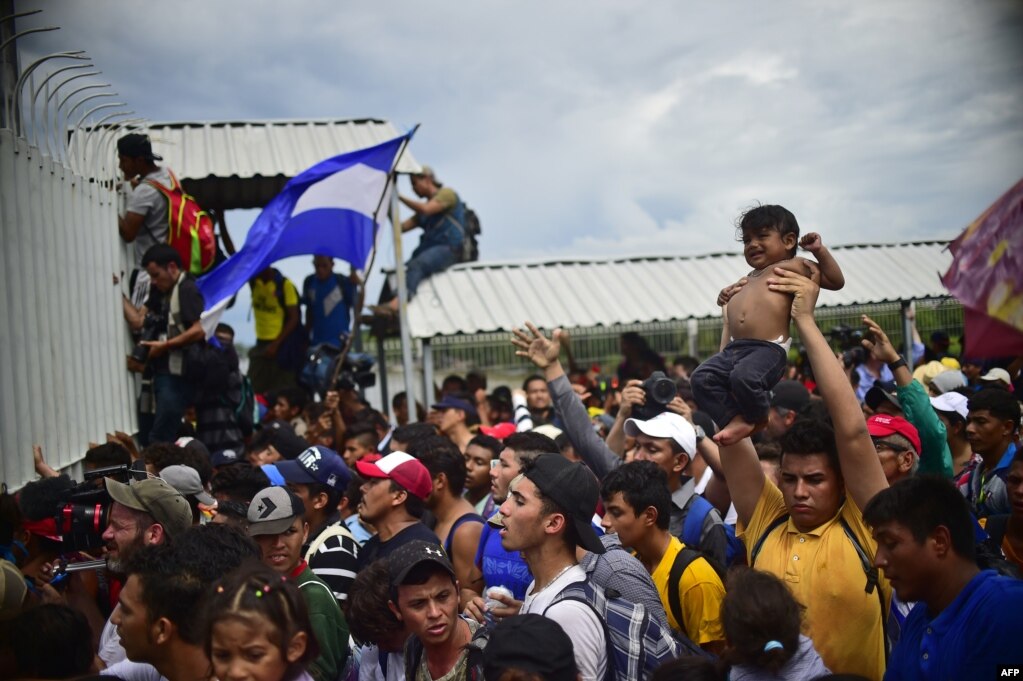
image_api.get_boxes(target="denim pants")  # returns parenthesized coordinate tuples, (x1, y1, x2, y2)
(690, 339, 788, 430)
(140, 373, 194, 445)
(406, 245, 457, 298)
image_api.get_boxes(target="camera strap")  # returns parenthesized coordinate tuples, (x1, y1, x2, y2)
(167, 271, 187, 375)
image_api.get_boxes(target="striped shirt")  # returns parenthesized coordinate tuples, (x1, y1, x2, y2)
(304, 515, 360, 604)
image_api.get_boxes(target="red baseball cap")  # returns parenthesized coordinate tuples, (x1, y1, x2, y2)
(866, 414, 921, 455)
(480, 422, 516, 440)
(355, 451, 433, 500)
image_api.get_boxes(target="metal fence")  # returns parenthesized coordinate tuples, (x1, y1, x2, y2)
(380, 297, 963, 390)
(1, 102, 136, 490)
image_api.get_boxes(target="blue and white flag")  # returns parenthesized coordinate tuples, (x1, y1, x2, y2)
(197, 131, 412, 314)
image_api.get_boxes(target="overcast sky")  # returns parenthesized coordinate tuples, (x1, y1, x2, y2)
(19, 0, 1023, 344)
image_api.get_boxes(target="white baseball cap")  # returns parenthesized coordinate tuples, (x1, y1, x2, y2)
(930, 392, 969, 420)
(624, 412, 697, 454)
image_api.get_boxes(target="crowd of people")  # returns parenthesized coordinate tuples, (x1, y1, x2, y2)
(1, 153, 1022, 681)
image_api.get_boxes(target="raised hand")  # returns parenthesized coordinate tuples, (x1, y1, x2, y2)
(767, 267, 820, 321)
(799, 232, 823, 253)
(860, 315, 900, 364)
(511, 321, 561, 369)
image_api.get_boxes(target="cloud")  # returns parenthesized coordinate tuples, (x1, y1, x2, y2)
(14, 0, 1023, 344)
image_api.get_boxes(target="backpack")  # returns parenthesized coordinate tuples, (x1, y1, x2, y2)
(977, 515, 1022, 579)
(750, 514, 889, 663)
(680, 494, 746, 575)
(666, 546, 719, 644)
(183, 336, 233, 394)
(234, 374, 257, 437)
(459, 206, 481, 263)
(544, 580, 681, 681)
(270, 269, 309, 372)
(144, 170, 217, 275)
(403, 618, 489, 681)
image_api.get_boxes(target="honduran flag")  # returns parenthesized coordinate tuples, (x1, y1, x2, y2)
(197, 131, 413, 318)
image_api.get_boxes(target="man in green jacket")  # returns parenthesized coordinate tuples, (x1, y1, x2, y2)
(249, 486, 350, 681)
(862, 315, 954, 478)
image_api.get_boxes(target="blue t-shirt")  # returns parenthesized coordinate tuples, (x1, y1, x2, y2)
(475, 524, 532, 600)
(885, 570, 1023, 680)
(302, 274, 356, 346)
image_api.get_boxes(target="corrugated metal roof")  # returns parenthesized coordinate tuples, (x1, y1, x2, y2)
(406, 241, 953, 339)
(79, 118, 420, 211)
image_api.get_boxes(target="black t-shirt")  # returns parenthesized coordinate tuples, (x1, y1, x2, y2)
(356, 521, 440, 571)
(146, 275, 205, 374)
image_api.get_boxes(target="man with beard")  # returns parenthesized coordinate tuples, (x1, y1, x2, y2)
(98, 477, 192, 667)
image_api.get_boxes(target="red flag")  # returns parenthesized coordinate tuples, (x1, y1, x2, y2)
(941, 178, 1023, 357)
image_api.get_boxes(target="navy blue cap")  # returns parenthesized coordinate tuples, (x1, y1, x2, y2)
(430, 395, 478, 417)
(274, 445, 351, 490)
(210, 449, 240, 467)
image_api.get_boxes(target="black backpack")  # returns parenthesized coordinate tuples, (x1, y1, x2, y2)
(459, 206, 481, 263)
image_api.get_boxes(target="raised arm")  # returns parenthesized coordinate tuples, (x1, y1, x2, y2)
(861, 315, 953, 478)
(511, 322, 623, 478)
(799, 232, 844, 290)
(767, 268, 887, 509)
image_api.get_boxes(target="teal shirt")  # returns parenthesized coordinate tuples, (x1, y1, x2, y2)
(896, 380, 954, 478)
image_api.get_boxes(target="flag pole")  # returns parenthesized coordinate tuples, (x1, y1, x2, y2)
(329, 129, 417, 400)
(391, 188, 419, 422)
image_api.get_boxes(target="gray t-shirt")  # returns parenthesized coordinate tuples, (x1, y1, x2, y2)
(125, 166, 172, 267)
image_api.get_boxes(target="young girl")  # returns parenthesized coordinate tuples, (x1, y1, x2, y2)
(203, 562, 320, 681)
(720, 568, 829, 681)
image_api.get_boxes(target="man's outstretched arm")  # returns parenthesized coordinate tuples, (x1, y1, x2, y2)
(767, 268, 887, 509)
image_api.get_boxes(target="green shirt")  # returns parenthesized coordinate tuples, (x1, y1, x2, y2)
(896, 379, 954, 478)
(294, 564, 350, 681)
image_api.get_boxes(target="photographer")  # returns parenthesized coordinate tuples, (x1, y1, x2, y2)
(125, 244, 206, 446)
(830, 324, 894, 404)
(511, 321, 729, 567)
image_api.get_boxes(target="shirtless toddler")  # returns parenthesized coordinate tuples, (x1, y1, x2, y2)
(691, 205, 845, 445)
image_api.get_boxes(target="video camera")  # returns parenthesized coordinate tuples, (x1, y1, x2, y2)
(54, 463, 147, 553)
(631, 371, 677, 421)
(129, 310, 167, 364)
(828, 324, 868, 368)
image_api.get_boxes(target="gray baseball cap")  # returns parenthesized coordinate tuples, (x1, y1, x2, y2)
(247, 486, 305, 536)
(159, 465, 216, 506)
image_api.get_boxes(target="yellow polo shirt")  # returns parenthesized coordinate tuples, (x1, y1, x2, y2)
(739, 481, 891, 680)
(251, 276, 299, 341)
(650, 536, 726, 646)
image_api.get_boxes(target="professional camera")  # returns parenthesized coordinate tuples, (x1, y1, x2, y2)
(827, 325, 869, 368)
(300, 343, 377, 397)
(130, 311, 167, 364)
(631, 370, 678, 421)
(54, 464, 146, 552)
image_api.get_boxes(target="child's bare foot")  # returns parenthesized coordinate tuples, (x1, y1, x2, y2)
(713, 416, 757, 446)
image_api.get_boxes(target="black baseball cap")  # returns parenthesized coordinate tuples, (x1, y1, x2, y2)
(388, 539, 453, 587)
(117, 133, 162, 161)
(770, 380, 810, 412)
(523, 454, 605, 554)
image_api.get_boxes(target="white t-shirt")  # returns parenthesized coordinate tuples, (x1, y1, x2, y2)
(520, 564, 607, 681)
(98, 617, 127, 667)
(694, 466, 738, 524)
(101, 659, 164, 681)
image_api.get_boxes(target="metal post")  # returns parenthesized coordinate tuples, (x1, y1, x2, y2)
(376, 335, 389, 419)
(391, 190, 418, 421)
(687, 318, 699, 357)
(423, 338, 434, 414)
(901, 300, 915, 373)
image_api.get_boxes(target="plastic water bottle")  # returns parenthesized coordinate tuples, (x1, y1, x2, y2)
(484, 585, 514, 625)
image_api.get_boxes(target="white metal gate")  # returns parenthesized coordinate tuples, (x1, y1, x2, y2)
(1, 128, 136, 490)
